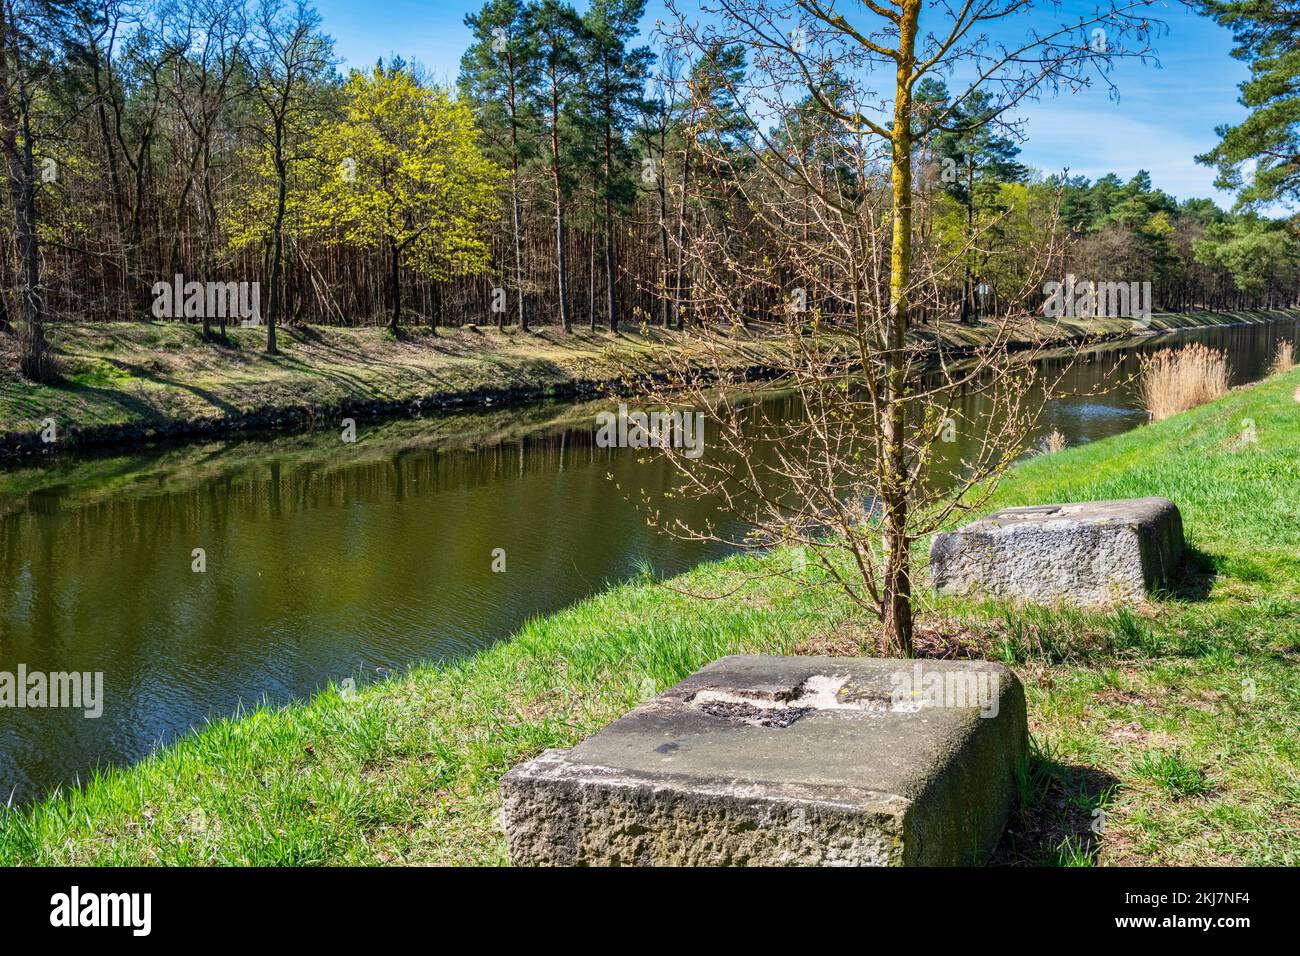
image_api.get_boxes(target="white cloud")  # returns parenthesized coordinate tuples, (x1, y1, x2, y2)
(1016, 102, 1228, 201)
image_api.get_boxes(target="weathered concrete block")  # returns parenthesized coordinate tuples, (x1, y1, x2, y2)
(501, 655, 1026, 866)
(930, 497, 1184, 606)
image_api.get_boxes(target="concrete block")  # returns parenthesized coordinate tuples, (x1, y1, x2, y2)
(930, 497, 1184, 605)
(501, 655, 1026, 866)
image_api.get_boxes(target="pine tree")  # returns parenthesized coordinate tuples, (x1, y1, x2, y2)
(461, 0, 539, 330)
(1197, 0, 1300, 206)
(922, 82, 1027, 322)
(577, 0, 652, 332)
(530, 0, 584, 333)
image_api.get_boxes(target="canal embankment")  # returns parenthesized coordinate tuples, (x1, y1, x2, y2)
(2, 309, 1297, 459)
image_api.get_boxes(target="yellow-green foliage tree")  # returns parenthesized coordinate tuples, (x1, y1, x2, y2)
(929, 181, 1057, 317)
(305, 66, 503, 331)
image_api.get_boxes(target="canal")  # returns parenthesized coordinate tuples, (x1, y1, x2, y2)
(1, 317, 1296, 803)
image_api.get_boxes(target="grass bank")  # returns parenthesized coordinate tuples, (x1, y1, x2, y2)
(2, 309, 1294, 456)
(1, 368, 1297, 866)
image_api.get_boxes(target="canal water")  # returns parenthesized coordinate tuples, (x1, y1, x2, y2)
(1, 318, 1296, 803)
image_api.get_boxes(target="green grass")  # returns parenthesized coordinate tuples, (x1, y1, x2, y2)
(1, 369, 1298, 866)
(1131, 750, 1213, 799)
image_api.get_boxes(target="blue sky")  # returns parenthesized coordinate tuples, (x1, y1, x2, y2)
(315, 0, 1253, 206)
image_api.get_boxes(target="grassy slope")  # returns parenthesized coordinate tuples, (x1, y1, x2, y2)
(2, 310, 1293, 444)
(0, 323, 708, 439)
(1, 370, 1298, 866)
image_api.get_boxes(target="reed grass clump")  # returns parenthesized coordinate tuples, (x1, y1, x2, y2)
(1271, 340, 1295, 375)
(1139, 344, 1230, 421)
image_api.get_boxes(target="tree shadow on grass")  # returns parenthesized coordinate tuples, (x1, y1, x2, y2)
(202, 329, 241, 348)
(56, 381, 161, 421)
(103, 361, 242, 417)
(991, 742, 1120, 866)
(287, 323, 326, 343)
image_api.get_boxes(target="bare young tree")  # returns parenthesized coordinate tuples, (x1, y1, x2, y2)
(79, 1, 176, 319)
(246, 0, 331, 354)
(161, 0, 246, 338)
(638, 0, 1162, 654)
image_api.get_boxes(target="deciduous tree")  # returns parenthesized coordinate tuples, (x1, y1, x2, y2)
(303, 65, 502, 332)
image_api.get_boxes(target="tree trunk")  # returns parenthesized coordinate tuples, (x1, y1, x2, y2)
(673, 130, 693, 330)
(881, 1, 920, 657)
(605, 195, 617, 332)
(513, 184, 527, 331)
(604, 125, 617, 332)
(266, 146, 287, 355)
(550, 86, 571, 332)
(658, 162, 672, 328)
(961, 161, 975, 323)
(0, 9, 52, 382)
(588, 193, 597, 330)
(388, 236, 402, 331)
(508, 66, 527, 331)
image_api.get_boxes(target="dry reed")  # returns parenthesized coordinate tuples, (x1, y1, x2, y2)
(1139, 344, 1230, 421)
(1271, 340, 1295, 375)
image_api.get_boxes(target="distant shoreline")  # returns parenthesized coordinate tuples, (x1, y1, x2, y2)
(2, 308, 1296, 461)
